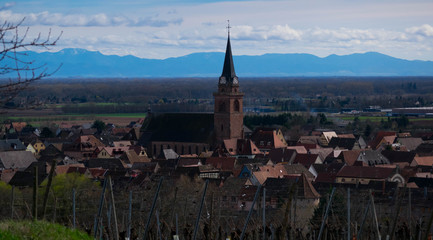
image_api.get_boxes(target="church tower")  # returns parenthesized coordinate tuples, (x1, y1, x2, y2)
(214, 26, 244, 143)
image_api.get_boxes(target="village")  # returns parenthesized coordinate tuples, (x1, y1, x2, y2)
(0, 34, 433, 240)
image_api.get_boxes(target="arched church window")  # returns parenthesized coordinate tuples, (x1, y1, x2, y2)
(234, 100, 240, 112)
(219, 102, 226, 112)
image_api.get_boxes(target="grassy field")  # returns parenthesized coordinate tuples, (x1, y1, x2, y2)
(0, 220, 92, 240)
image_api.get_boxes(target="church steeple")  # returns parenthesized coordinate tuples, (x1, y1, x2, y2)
(214, 21, 244, 144)
(219, 21, 238, 86)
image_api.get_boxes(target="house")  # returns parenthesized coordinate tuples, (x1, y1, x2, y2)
(64, 135, 105, 160)
(268, 148, 296, 164)
(222, 138, 263, 159)
(29, 139, 46, 154)
(286, 146, 308, 154)
(341, 150, 362, 166)
(205, 156, 236, 178)
(263, 175, 320, 227)
(249, 164, 288, 186)
(328, 137, 357, 150)
(281, 163, 315, 181)
(157, 149, 179, 161)
(120, 149, 151, 165)
(313, 163, 345, 183)
(410, 156, 433, 169)
(38, 144, 66, 163)
(396, 137, 423, 151)
(335, 165, 405, 185)
(309, 148, 333, 163)
(381, 150, 416, 168)
(0, 151, 37, 170)
(218, 177, 249, 211)
(250, 128, 287, 152)
(0, 139, 26, 151)
(414, 142, 433, 157)
(320, 131, 337, 146)
(369, 131, 396, 150)
(357, 150, 390, 166)
(298, 136, 321, 145)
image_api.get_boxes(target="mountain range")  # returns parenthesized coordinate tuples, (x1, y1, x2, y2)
(5, 48, 433, 77)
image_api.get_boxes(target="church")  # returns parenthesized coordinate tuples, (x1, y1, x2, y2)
(141, 29, 255, 158)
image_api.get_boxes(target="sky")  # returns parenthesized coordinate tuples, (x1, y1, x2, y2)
(2, 0, 433, 60)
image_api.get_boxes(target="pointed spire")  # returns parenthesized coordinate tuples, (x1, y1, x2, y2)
(220, 20, 237, 84)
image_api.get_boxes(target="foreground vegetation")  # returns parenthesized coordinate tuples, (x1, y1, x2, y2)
(0, 220, 92, 240)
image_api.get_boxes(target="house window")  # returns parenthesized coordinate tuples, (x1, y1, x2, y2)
(182, 145, 184, 155)
(221, 124, 224, 132)
(189, 146, 192, 154)
(153, 145, 156, 155)
(231, 196, 237, 202)
(196, 146, 199, 154)
(174, 145, 177, 153)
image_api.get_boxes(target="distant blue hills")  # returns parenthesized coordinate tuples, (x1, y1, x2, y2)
(4, 48, 433, 77)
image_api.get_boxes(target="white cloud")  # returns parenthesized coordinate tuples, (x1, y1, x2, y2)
(0, 2, 15, 11)
(406, 24, 433, 37)
(0, 10, 182, 27)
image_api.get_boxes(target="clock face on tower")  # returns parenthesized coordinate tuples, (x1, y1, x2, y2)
(233, 77, 238, 84)
(219, 76, 226, 84)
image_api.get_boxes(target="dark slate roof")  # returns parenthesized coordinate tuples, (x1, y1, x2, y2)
(381, 150, 416, 163)
(269, 148, 296, 164)
(143, 113, 214, 143)
(264, 175, 320, 199)
(313, 163, 345, 183)
(293, 153, 319, 168)
(0, 151, 37, 169)
(85, 158, 125, 171)
(414, 142, 433, 156)
(131, 162, 158, 171)
(9, 170, 47, 187)
(0, 139, 26, 151)
(408, 177, 433, 188)
(336, 166, 395, 179)
(328, 137, 356, 150)
(220, 35, 237, 84)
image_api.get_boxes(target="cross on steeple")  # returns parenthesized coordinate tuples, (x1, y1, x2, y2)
(226, 20, 231, 36)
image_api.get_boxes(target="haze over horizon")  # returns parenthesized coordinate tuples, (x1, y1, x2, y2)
(2, 0, 433, 61)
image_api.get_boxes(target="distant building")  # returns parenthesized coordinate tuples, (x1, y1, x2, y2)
(392, 107, 433, 117)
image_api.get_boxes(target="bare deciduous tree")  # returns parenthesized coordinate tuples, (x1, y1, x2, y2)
(0, 19, 62, 106)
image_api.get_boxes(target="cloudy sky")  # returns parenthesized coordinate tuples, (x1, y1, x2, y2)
(2, 0, 433, 60)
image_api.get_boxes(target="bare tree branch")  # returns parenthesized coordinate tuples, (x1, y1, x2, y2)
(0, 18, 62, 106)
